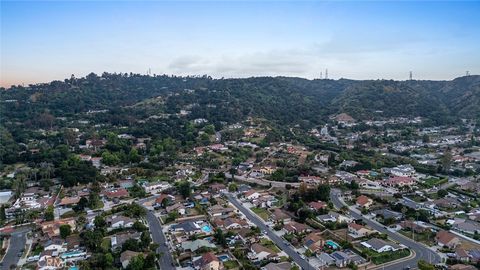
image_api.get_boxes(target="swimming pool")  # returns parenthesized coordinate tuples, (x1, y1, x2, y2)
(217, 254, 230, 262)
(201, 225, 212, 233)
(325, 240, 340, 249)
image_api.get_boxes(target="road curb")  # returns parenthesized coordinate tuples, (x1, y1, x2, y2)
(367, 249, 416, 270)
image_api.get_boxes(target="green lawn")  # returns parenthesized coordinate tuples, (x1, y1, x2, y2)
(260, 238, 280, 253)
(251, 207, 270, 221)
(101, 238, 111, 250)
(421, 177, 447, 188)
(224, 260, 239, 269)
(362, 248, 410, 265)
(399, 230, 436, 246)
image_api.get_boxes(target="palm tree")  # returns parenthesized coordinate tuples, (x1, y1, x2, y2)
(12, 172, 27, 198)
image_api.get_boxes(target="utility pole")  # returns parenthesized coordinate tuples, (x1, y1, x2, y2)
(325, 69, 328, 79)
(409, 71, 413, 81)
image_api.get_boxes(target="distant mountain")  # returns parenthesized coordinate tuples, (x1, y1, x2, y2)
(1, 73, 479, 126)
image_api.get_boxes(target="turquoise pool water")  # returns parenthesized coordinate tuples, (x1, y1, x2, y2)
(326, 240, 340, 249)
(61, 251, 85, 259)
(217, 254, 230, 262)
(202, 225, 212, 233)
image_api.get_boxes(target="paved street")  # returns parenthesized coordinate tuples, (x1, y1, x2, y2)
(224, 193, 315, 270)
(225, 173, 300, 188)
(145, 210, 175, 269)
(1, 229, 27, 269)
(330, 189, 441, 270)
(136, 197, 175, 269)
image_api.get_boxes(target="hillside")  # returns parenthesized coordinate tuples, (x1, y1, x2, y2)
(1, 74, 480, 128)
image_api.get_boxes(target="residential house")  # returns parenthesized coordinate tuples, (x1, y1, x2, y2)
(58, 196, 81, 208)
(103, 188, 129, 200)
(449, 264, 477, 270)
(154, 193, 175, 208)
(317, 252, 335, 267)
(284, 221, 312, 234)
(356, 195, 373, 209)
(308, 201, 327, 212)
(65, 234, 81, 250)
(208, 205, 235, 218)
(434, 198, 461, 209)
(249, 243, 278, 261)
(262, 262, 291, 270)
(120, 250, 142, 269)
(209, 183, 227, 193)
(303, 232, 324, 253)
(361, 238, 403, 253)
(270, 208, 291, 223)
(111, 231, 141, 251)
(330, 251, 350, 267)
(436, 230, 461, 249)
(317, 212, 353, 224)
(383, 164, 416, 177)
(383, 176, 416, 187)
(373, 209, 403, 221)
(192, 252, 221, 270)
(252, 194, 278, 208)
(453, 220, 480, 235)
(143, 181, 172, 194)
(400, 220, 432, 233)
(106, 215, 135, 230)
(348, 223, 373, 238)
(41, 218, 77, 238)
(171, 220, 212, 236)
(455, 248, 471, 263)
(166, 202, 186, 215)
(316, 252, 335, 267)
(213, 217, 248, 230)
(43, 238, 66, 253)
(244, 190, 261, 201)
(181, 239, 217, 252)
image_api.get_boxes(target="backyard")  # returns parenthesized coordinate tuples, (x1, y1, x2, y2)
(223, 260, 239, 269)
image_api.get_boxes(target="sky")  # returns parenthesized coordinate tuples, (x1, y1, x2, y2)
(1, 1, 480, 87)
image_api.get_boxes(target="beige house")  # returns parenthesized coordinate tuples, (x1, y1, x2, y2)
(348, 223, 373, 238)
(436, 230, 461, 249)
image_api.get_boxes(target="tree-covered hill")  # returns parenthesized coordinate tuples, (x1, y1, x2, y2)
(1, 73, 479, 127)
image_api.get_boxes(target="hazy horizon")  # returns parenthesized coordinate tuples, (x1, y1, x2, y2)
(2, 1, 480, 87)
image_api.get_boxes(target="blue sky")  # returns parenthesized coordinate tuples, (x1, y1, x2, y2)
(1, 1, 479, 87)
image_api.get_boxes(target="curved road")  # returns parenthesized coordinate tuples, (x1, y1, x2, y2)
(330, 189, 441, 270)
(136, 196, 175, 269)
(1, 228, 29, 269)
(225, 173, 300, 188)
(224, 193, 315, 270)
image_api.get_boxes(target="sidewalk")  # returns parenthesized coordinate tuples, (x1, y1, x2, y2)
(17, 237, 33, 266)
(0, 238, 10, 262)
(367, 250, 416, 270)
